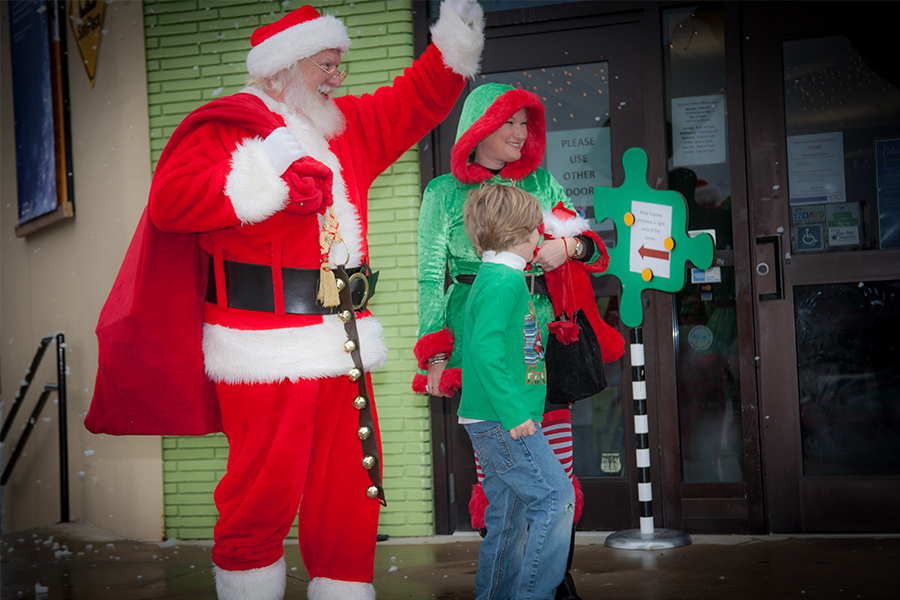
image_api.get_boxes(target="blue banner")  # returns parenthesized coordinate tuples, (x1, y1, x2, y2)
(9, 0, 58, 225)
(876, 138, 900, 249)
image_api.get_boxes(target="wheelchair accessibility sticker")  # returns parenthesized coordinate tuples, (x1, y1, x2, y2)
(795, 224, 824, 251)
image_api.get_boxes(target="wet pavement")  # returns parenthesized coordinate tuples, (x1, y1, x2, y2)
(2, 520, 899, 599)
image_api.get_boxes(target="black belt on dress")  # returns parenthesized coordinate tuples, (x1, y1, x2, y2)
(455, 272, 548, 296)
(205, 257, 378, 314)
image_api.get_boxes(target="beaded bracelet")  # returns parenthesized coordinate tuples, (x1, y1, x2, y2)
(428, 352, 448, 366)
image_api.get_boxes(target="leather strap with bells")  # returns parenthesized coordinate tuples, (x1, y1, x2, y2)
(334, 264, 386, 506)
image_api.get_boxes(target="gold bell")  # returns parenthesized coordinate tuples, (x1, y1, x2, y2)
(343, 340, 357, 353)
(335, 278, 346, 291)
(352, 396, 367, 410)
(338, 310, 352, 323)
(362, 455, 376, 469)
(366, 485, 379, 499)
(358, 426, 371, 440)
(348, 367, 362, 382)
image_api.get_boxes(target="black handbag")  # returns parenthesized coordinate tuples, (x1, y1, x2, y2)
(545, 308, 607, 404)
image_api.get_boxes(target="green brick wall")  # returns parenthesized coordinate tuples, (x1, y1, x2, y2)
(145, 0, 434, 540)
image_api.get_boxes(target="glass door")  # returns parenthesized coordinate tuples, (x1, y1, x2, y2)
(657, 3, 765, 534)
(743, 3, 900, 531)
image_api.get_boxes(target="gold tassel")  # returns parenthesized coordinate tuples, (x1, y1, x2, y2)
(317, 206, 344, 308)
(317, 266, 341, 307)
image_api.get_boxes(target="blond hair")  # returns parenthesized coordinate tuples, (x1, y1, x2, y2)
(463, 184, 543, 256)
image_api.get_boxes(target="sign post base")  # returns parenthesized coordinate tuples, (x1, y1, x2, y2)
(604, 528, 692, 551)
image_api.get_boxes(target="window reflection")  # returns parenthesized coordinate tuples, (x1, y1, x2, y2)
(663, 6, 745, 483)
(572, 297, 625, 478)
(784, 35, 900, 252)
(675, 268, 743, 482)
(664, 7, 732, 250)
(795, 280, 900, 475)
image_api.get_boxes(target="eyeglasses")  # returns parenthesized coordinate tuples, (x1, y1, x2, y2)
(305, 58, 347, 83)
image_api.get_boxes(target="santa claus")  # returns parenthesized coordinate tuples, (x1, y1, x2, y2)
(85, 2, 485, 599)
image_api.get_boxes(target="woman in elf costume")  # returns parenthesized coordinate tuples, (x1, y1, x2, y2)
(414, 82, 624, 600)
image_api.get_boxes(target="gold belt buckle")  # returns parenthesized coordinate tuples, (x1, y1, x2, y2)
(348, 271, 370, 310)
(526, 274, 536, 295)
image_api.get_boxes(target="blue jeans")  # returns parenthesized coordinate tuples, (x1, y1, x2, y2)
(464, 420, 575, 600)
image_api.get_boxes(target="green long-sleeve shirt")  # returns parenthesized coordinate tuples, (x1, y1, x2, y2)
(459, 257, 547, 430)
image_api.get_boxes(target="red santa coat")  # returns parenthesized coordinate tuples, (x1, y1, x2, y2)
(86, 44, 466, 436)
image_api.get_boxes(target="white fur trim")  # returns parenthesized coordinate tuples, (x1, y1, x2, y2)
(214, 556, 286, 600)
(284, 114, 364, 267)
(202, 316, 388, 384)
(226, 137, 289, 225)
(241, 88, 366, 268)
(542, 209, 591, 239)
(308, 577, 376, 600)
(247, 14, 351, 79)
(430, 0, 485, 79)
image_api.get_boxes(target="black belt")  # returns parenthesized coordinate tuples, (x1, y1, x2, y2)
(455, 272, 549, 296)
(206, 257, 378, 314)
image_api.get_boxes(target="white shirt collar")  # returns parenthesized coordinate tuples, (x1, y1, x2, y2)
(482, 250, 527, 271)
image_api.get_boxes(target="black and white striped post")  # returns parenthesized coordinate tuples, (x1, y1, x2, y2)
(605, 327, 691, 550)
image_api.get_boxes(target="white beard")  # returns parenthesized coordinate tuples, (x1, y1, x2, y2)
(283, 80, 346, 140)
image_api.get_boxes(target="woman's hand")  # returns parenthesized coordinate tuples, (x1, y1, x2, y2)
(533, 238, 569, 272)
(509, 419, 536, 440)
(426, 360, 451, 397)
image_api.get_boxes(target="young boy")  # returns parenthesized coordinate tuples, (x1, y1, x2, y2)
(460, 184, 575, 600)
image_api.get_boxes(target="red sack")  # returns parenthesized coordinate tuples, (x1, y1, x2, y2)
(86, 208, 222, 435)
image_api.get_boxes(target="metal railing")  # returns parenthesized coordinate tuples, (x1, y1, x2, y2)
(1, 333, 70, 523)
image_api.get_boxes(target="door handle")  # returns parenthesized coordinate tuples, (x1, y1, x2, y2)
(755, 235, 783, 301)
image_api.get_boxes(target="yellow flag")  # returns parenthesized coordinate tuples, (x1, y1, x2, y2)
(68, 0, 106, 88)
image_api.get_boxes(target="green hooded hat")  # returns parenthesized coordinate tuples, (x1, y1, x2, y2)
(451, 82, 547, 184)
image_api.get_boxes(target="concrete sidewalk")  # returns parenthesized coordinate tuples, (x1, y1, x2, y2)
(2, 520, 898, 599)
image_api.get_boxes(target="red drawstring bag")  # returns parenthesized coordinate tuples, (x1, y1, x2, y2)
(542, 234, 625, 364)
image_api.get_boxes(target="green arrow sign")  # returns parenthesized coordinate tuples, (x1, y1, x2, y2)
(593, 148, 714, 328)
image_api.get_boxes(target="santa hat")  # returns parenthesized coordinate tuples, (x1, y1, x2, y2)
(694, 178, 723, 209)
(247, 5, 351, 79)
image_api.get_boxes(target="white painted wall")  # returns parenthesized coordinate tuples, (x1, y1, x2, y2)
(1, 0, 163, 541)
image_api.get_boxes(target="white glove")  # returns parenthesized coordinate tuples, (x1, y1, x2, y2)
(263, 127, 307, 175)
(445, 0, 481, 27)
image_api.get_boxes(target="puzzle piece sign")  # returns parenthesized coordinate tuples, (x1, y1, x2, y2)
(594, 148, 714, 328)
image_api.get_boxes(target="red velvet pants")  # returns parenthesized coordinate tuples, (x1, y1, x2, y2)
(211, 374, 382, 583)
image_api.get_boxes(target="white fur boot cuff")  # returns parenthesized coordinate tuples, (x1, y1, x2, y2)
(307, 577, 376, 600)
(214, 556, 286, 600)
